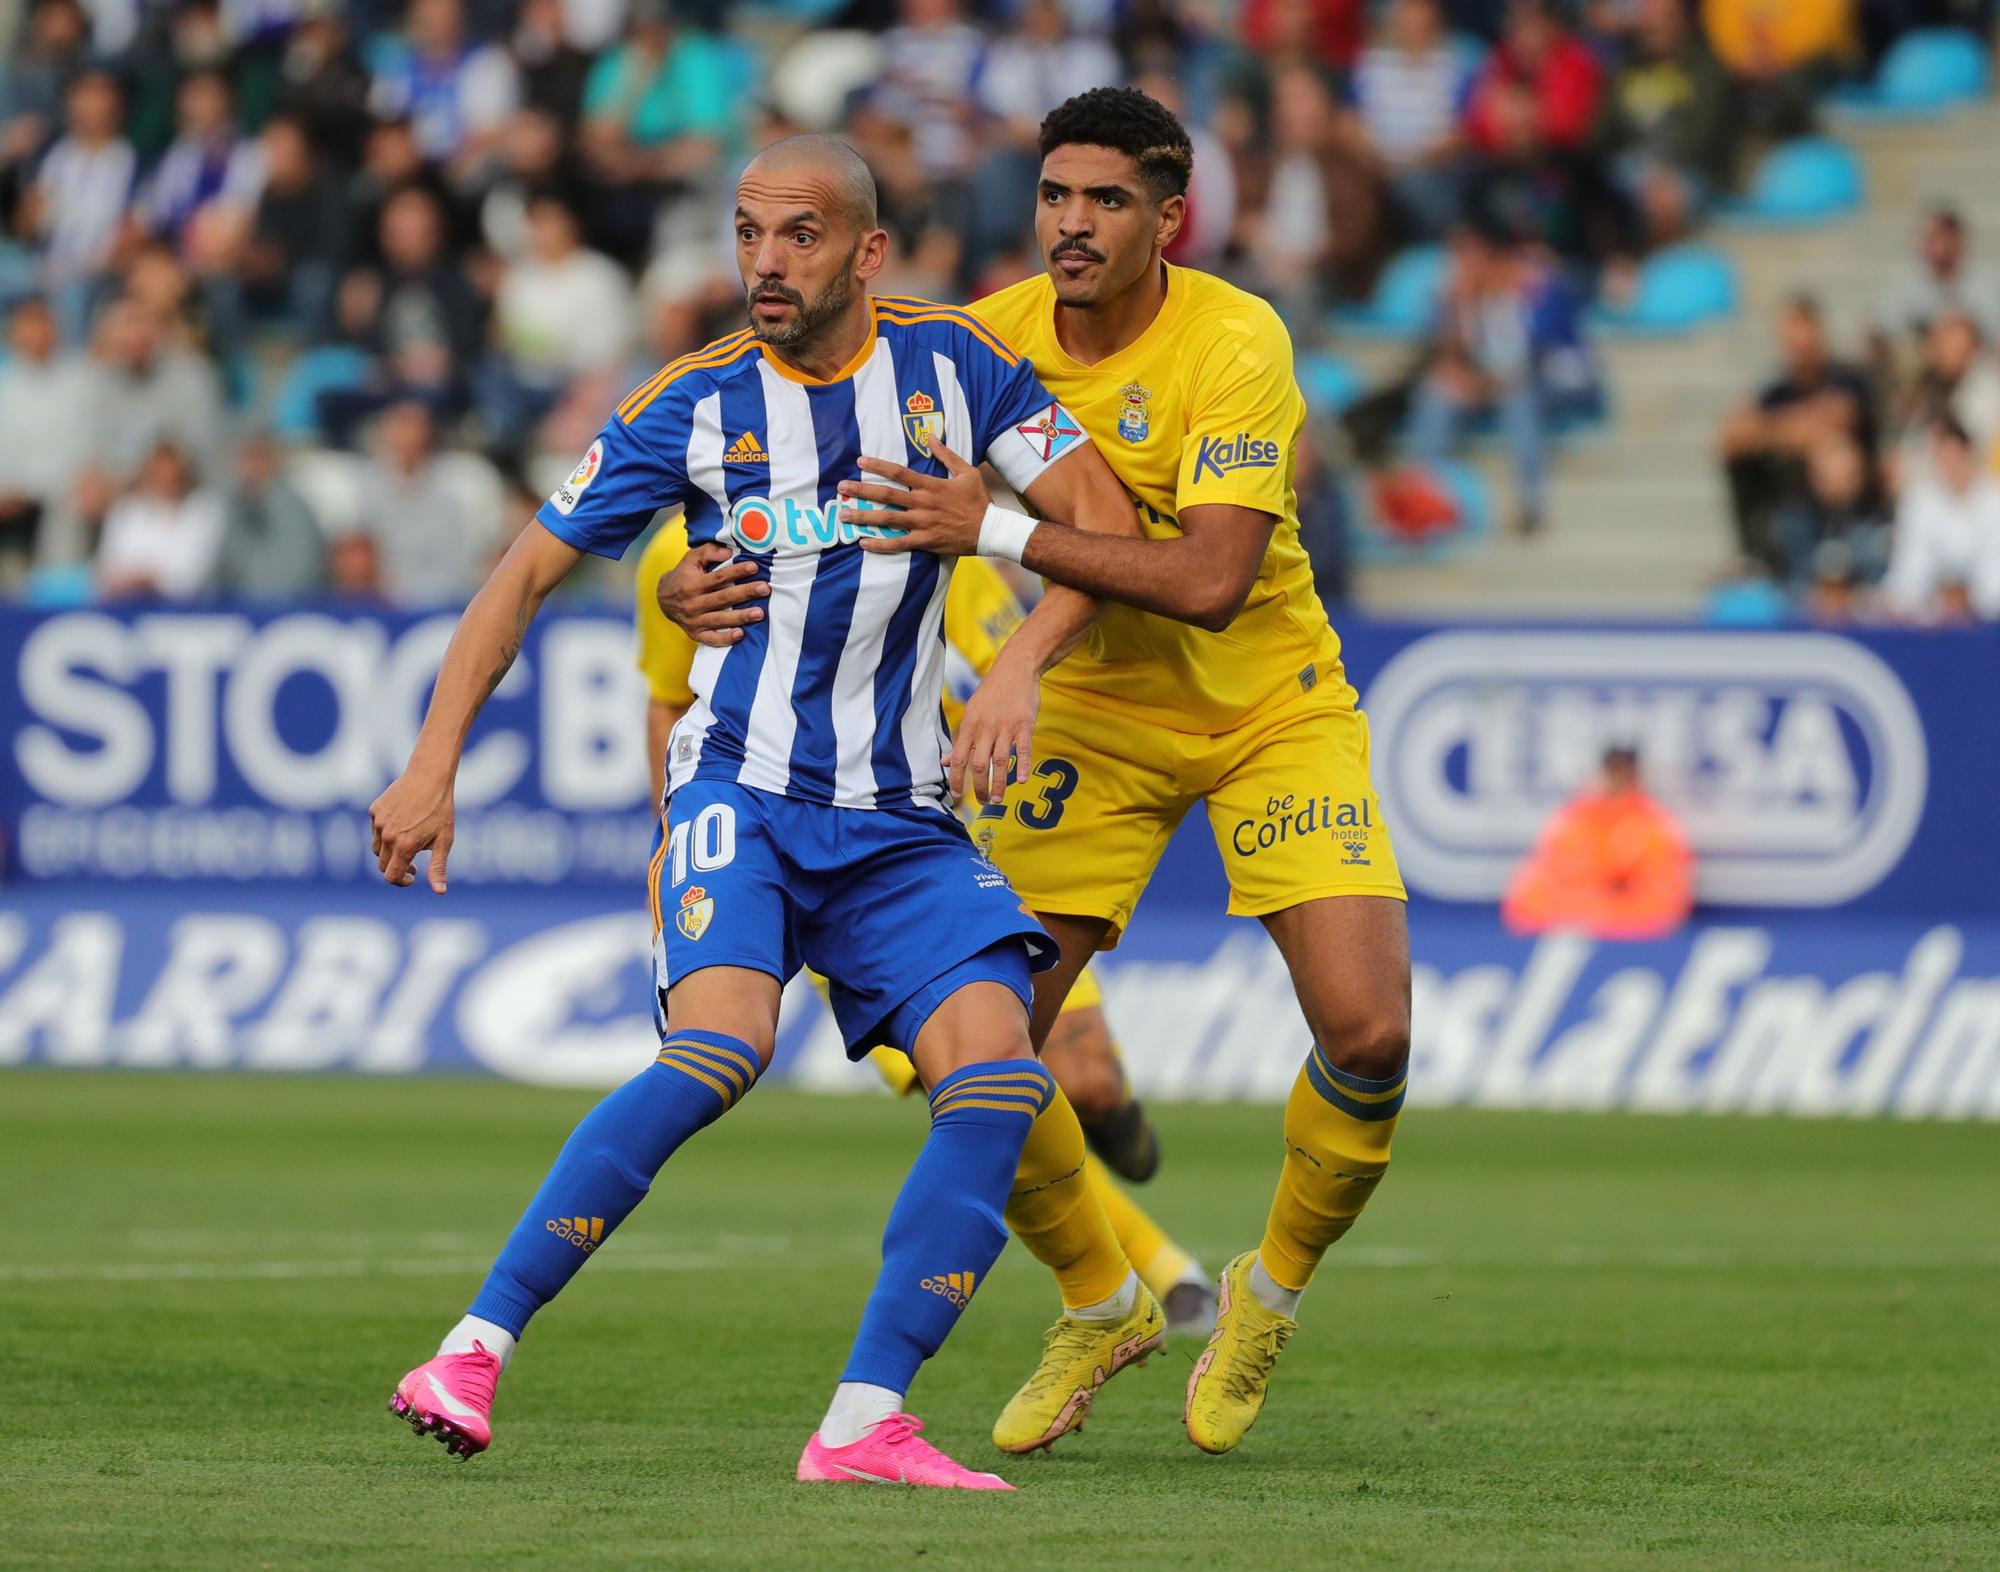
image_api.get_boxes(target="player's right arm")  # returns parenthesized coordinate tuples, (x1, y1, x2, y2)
(369, 522, 584, 891)
(372, 394, 692, 891)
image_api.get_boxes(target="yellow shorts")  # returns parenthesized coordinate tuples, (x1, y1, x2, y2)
(978, 682, 1406, 946)
(860, 962, 1104, 1096)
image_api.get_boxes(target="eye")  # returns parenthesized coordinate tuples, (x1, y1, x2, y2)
(737, 226, 756, 244)
(1098, 194, 1121, 210)
(793, 230, 815, 246)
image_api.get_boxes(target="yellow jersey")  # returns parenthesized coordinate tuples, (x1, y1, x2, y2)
(970, 263, 1344, 732)
(634, 519, 1026, 732)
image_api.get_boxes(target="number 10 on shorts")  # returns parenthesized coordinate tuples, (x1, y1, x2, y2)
(668, 803, 736, 887)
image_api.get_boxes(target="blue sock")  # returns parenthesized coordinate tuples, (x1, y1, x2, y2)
(467, 1030, 761, 1336)
(840, 1059, 1055, 1393)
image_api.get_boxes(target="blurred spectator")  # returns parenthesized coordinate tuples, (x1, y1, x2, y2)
(321, 184, 484, 442)
(1773, 433, 1889, 592)
(845, 99, 961, 297)
(273, 11, 372, 160)
(512, 0, 594, 126)
(1465, 0, 1605, 158)
(483, 189, 634, 451)
(22, 69, 136, 338)
(136, 69, 264, 257)
(1596, 0, 1738, 246)
(1502, 745, 1694, 940)
(238, 111, 349, 335)
(95, 437, 226, 600)
(78, 294, 228, 483)
(1238, 64, 1390, 315)
(210, 430, 326, 598)
(579, 0, 745, 259)
(1890, 310, 2000, 493)
(978, 0, 1120, 139)
(1407, 220, 1600, 533)
(1882, 414, 2000, 622)
(1239, 0, 1368, 77)
(347, 400, 488, 604)
(0, 297, 90, 573)
(871, 0, 986, 183)
(1699, 0, 1846, 140)
(327, 528, 385, 600)
(366, 0, 519, 173)
(1351, 0, 1473, 239)
(347, 116, 468, 272)
(0, 0, 91, 189)
(1718, 293, 1873, 569)
(1874, 207, 2000, 352)
(478, 107, 589, 262)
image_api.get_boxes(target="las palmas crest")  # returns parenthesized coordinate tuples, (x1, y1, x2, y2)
(904, 390, 945, 456)
(1117, 381, 1152, 442)
(676, 885, 714, 941)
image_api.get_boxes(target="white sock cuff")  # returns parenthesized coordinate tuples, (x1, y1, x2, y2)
(439, 1314, 518, 1369)
(1066, 1269, 1139, 1323)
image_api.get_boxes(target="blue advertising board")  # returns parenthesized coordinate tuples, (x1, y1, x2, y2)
(4, 606, 1997, 1116)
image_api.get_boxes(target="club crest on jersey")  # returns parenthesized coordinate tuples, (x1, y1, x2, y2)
(548, 437, 604, 515)
(676, 884, 714, 941)
(1016, 402, 1083, 463)
(903, 390, 946, 457)
(1116, 382, 1152, 443)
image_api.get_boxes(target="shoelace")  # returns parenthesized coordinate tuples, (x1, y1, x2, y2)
(872, 1414, 924, 1447)
(1018, 1318, 1104, 1400)
(443, 1343, 502, 1410)
(1218, 1320, 1293, 1405)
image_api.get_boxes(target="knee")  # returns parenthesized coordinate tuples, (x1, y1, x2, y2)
(1051, 1051, 1125, 1123)
(1315, 1010, 1410, 1084)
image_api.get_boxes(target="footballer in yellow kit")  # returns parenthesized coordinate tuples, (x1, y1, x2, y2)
(633, 517, 1214, 1327)
(836, 87, 1414, 1459)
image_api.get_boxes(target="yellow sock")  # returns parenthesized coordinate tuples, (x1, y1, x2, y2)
(1084, 1156, 1194, 1300)
(1005, 1087, 1133, 1309)
(1258, 1044, 1404, 1292)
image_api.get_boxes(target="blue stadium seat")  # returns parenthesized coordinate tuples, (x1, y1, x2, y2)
(1594, 245, 1739, 338)
(1719, 138, 1865, 227)
(1832, 28, 1991, 118)
(1333, 245, 1445, 341)
(269, 345, 374, 439)
(1297, 352, 1364, 415)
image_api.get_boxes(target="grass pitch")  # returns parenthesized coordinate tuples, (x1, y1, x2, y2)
(1, 1072, 1995, 1571)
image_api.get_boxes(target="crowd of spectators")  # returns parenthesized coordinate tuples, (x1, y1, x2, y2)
(0, 0, 1991, 609)
(1717, 204, 2000, 626)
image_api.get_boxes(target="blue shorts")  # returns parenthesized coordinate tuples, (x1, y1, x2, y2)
(650, 781, 1055, 1056)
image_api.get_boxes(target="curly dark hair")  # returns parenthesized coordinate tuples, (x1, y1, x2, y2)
(1036, 86, 1193, 204)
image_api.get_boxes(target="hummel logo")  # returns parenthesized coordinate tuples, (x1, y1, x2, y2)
(920, 1270, 978, 1307)
(722, 431, 768, 464)
(545, 1215, 604, 1252)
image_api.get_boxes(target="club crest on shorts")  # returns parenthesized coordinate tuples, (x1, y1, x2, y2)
(676, 884, 714, 941)
(904, 390, 945, 456)
(1116, 381, 1152, 443)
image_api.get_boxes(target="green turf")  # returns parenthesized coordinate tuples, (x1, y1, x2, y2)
(1, 1072, 1995, 1571)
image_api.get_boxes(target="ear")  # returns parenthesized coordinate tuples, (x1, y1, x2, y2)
(855, 226, 891, 284)
(1153, 192, 1187, 254)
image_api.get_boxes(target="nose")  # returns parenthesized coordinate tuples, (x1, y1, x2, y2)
(1056, 196, 1093, 238)
(751, 234, 786, 281)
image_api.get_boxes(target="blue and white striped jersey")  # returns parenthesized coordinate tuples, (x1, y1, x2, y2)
(535, 297, 1089, 810)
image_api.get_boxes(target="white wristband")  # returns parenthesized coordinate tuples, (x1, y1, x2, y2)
(977, 503, 1038, 563)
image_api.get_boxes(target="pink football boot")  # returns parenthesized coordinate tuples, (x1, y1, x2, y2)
(797, 1414, 1015, 1491)
(389, 1343, 502, 1458)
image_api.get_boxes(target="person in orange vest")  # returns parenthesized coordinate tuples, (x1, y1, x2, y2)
(1502, 746, 1694, 940)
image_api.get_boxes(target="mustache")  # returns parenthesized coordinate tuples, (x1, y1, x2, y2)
(1050, 241, 1104, 263)
(749, 279, 803, 305)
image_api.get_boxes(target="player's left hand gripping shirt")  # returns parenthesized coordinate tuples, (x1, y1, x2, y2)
(538, 298, 1084, 809)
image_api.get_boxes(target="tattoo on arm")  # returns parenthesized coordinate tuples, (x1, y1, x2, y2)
(480, 604, 531, 703)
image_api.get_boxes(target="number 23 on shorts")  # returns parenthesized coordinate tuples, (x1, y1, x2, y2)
(1015, 758, 1079, 829)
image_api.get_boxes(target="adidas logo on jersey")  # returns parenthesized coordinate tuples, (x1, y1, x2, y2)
(722, 431, 769, 464)
(920, 1270, 978, 1307)
(546, 1216, 605, 1253)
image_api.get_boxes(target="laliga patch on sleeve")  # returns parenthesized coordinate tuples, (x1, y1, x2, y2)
(548, 438, 605, 516)
(1014, 403, 1084, 464)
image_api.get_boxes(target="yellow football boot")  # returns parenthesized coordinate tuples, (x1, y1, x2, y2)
(1183, 1252, 1297, 1454)
(991, 1284, 1166, 1454)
